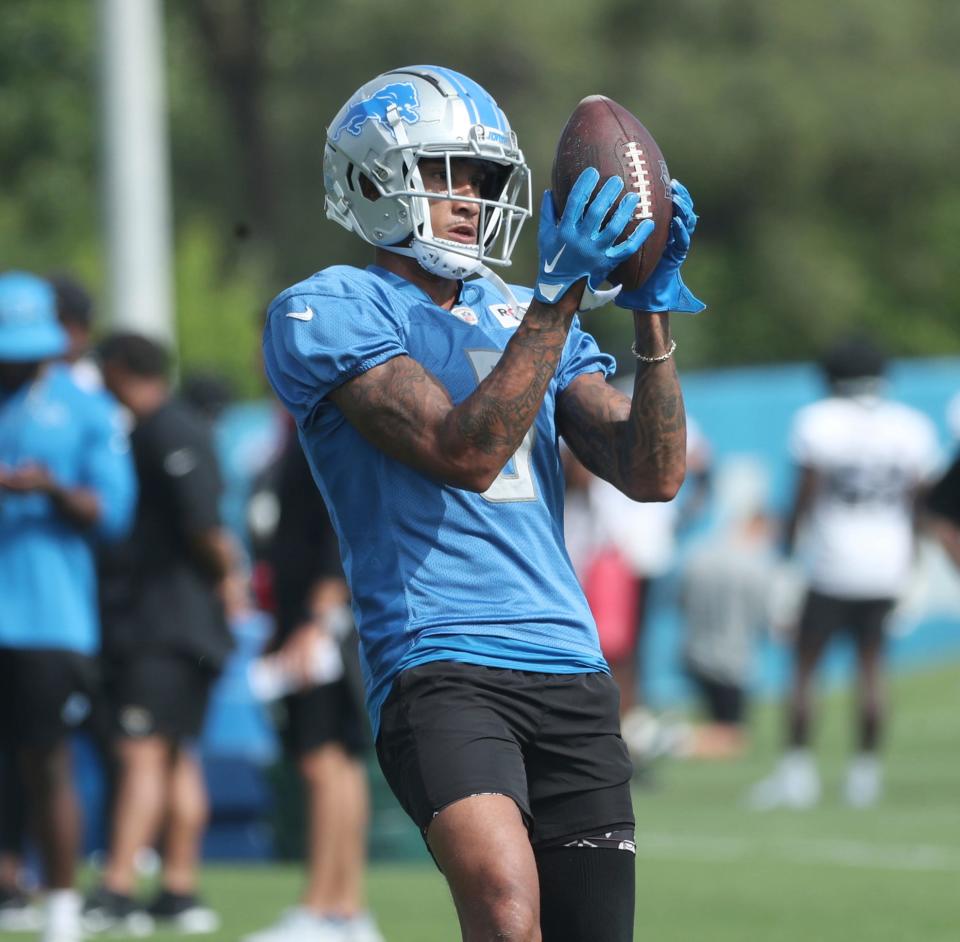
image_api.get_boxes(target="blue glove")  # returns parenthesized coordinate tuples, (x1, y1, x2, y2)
(615, 179, 705, 314)
(534, 167, 655, 305)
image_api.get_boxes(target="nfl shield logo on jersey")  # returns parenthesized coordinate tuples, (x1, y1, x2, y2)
(450, 305, 479, 325)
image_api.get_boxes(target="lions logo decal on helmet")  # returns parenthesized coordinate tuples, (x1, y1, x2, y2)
(329, 83, 421, 142)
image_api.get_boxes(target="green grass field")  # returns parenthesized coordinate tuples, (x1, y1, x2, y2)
(11, 662, 960, 941)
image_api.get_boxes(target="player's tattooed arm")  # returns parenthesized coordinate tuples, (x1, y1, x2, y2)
(557, 313, 686, 501)
(330, 297, 578, 493)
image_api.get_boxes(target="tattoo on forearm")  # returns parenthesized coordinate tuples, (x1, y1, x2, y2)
(628, 362, 686, 479)
(559, 359, 686, 497)
(456, 320, 567, 455)
(334, 356, 450, 465)
(334, 311, 572, 472)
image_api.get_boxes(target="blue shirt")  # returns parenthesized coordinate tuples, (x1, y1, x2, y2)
(263, 265, 614, 735)
(0, 364, 136, 653)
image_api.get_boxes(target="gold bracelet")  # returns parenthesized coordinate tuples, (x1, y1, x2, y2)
(631, 338, 677, 362)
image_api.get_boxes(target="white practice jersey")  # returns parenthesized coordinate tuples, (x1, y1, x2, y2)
(791, 394, 939, 598)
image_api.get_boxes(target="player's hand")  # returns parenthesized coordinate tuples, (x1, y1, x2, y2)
(276, 621, 327, 686)
(616, 179, 706, 314)
(0, 462, 55, 494)
(534, 167, 654, 306)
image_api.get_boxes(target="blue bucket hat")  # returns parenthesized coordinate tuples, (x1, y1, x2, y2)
(0, 271, 69, 362)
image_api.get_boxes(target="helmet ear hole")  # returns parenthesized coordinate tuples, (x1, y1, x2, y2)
(358, 173, 381, 202)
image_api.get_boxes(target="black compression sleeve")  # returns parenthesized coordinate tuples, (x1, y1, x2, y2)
(536, 843, 635, 942)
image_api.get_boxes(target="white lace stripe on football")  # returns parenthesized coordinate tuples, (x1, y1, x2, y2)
(620, 141, 654, 221)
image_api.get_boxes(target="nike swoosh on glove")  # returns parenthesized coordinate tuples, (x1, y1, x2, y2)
(615, 179, 706, 314)
(534, 167, 654, 305)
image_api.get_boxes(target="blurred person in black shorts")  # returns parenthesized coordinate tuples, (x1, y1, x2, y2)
(83, 333, 235, 935)
(748, 338, 939, 810)
(1, 273, 106, 931)
(0, 273, 136, 942)
(243, 415, 382, 942)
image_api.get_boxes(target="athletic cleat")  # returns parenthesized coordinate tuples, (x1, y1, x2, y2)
(82, 886, 154, 936)
(0, 886, 43, 932)
(747, 751, 821, 810)
(146, 890, 220, 934)
(843, 754, 882, 808)
(240, 907, 351, 942)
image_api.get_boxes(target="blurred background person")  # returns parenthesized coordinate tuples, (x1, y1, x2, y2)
(0, 272, 136, 942)
(179, 371, 235, 427)
(748, 336, 940, 810)
(677, 507, 778, 760)
(83, 333, 235, 935)
(48, 273, 101, 392)
(243, 412, 382, 942)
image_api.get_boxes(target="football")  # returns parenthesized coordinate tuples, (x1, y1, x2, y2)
(551, 95, 673, 292)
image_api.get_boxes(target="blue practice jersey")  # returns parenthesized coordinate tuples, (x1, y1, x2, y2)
(263, 265, 614, 734)
(0, 364, 136, 653)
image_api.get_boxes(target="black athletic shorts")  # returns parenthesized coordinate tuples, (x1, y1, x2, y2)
(0, 647, 98, 750)
(796, 590, 895, 651)
(281, 678, 371, 759)
(376, 662, 635, 848)
(277, 629, 371, 759)
(685, 663, 745, 725)
(102, 652, 218, 741)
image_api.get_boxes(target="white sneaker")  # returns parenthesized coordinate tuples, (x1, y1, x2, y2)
(843, 754, 882, 808)
(241, 908, 349, 942)
(747, 751, 821, 810)
(40, 890, 84, 942)
(344, 912, 385, 942)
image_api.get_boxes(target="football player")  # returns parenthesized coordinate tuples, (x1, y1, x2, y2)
(749, 337, 940, 810)
(263, 66, 704, 941)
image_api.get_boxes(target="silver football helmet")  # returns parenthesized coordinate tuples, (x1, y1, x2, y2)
(324, 66, 532, 279)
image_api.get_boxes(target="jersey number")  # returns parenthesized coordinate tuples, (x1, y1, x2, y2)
(465, 349, 538, 503)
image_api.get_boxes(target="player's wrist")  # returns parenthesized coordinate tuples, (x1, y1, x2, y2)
(525, 290, 581, 323)
(631, 312, 672, 358)
(631, 313, 675, 362)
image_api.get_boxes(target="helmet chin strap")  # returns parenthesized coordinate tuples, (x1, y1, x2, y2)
(382, 240, 523, 317)
(472, 263, 523, 318)
(412, 238, 484, 280)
